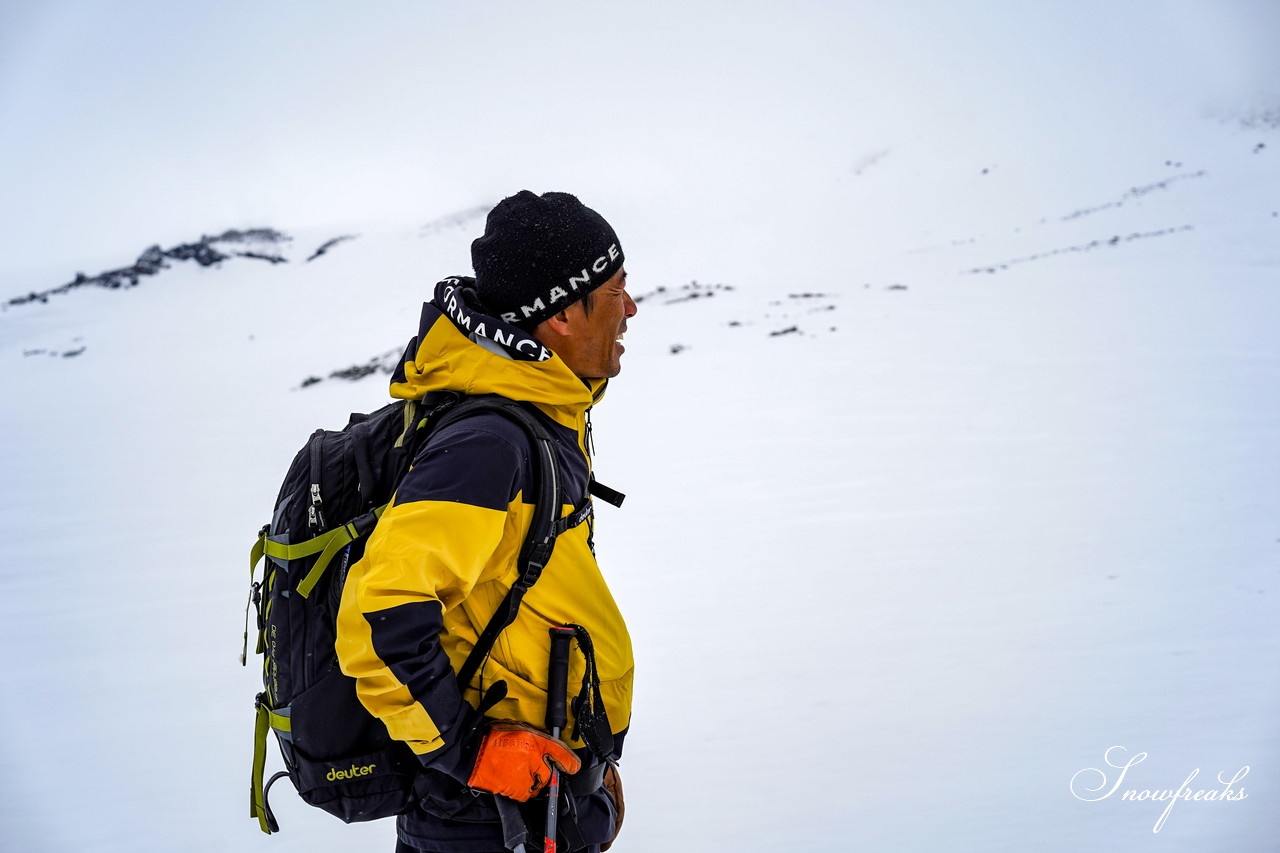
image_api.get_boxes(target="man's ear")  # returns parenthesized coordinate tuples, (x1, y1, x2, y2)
(540, 309, 573, 337)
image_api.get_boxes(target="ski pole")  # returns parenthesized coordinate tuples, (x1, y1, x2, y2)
(544, 625, 575, 853)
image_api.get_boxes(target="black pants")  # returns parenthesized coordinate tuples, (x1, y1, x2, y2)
(395, 842, 601, 853)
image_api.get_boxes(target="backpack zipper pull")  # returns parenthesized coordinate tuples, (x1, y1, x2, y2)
(308, 483, 326, 530)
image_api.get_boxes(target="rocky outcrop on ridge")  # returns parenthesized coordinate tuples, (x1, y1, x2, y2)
(7, 228, 291, 307)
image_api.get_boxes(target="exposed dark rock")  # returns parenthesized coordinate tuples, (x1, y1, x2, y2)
(307, 235, 357, 262)
(329, 362, 382, 382)
(1059, 171, 1207, 222)
(633, 280, 733, 305)
(211, 228, 288, 243)
(7, 228, 291, 307)
(135, 245, 167, 274)
(964, 225, 1195, 275)
(1236, 106, 1280, 130)
(301, 349, 401, 388)
(165, 242, 227, 266)
(238, 251, 288, 264)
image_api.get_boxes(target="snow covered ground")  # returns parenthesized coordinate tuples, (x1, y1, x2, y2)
(2, 3, 1278, 851)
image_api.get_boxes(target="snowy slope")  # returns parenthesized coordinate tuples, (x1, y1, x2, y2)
(2, 110, 1276, 853)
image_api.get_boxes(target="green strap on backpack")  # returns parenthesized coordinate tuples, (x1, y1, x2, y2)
(242, 505, 387, 665)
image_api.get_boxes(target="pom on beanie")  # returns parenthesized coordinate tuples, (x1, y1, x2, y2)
(471, 191, 625, 328)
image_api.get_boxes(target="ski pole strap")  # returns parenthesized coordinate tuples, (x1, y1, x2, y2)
(566, 625, 614, 761)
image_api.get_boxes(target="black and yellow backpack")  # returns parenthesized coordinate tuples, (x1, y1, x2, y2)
(242, 392, 578, 833)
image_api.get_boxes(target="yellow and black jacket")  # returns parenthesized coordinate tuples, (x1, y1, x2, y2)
(335, 277, 633, 847)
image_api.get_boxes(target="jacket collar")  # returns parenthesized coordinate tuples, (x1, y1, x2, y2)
(389, 277, 606, 427)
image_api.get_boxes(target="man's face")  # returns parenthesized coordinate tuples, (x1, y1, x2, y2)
(555, 267, 637, 379)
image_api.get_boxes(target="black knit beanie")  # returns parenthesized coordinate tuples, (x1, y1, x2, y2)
(471, 191, 625, 328)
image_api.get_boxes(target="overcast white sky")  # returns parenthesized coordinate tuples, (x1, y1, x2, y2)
(1, 0, 1276, 282)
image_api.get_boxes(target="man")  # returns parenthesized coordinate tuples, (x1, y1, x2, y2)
(336, 191, 637, 853)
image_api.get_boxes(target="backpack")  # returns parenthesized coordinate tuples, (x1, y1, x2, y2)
(243, 392, 583, 834)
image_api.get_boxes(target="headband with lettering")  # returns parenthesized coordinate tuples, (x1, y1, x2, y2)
(471, 190, 625, 328)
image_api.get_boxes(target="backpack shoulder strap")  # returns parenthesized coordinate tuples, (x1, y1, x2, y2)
(430, 396, 566, 692)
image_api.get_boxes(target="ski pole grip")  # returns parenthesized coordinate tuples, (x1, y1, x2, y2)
(546, 626, 574, 733)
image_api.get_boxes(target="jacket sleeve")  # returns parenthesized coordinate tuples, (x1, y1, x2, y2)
(335, 422, 526, 779)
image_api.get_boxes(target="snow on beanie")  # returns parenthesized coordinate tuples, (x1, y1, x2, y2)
(471, 191, 625, 328)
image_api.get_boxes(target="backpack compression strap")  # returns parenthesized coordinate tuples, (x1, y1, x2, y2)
(249, 504, 386, 600)
(242, 506, 388, 664)
(250, 696, 292, 832)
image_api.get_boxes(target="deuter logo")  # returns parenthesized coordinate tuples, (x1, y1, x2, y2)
(327, 762, 377, 782)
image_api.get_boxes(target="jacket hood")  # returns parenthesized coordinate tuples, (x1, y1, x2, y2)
(389, 277, 606, 420)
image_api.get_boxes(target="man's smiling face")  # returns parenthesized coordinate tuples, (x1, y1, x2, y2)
(550, 267, 638, 379)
